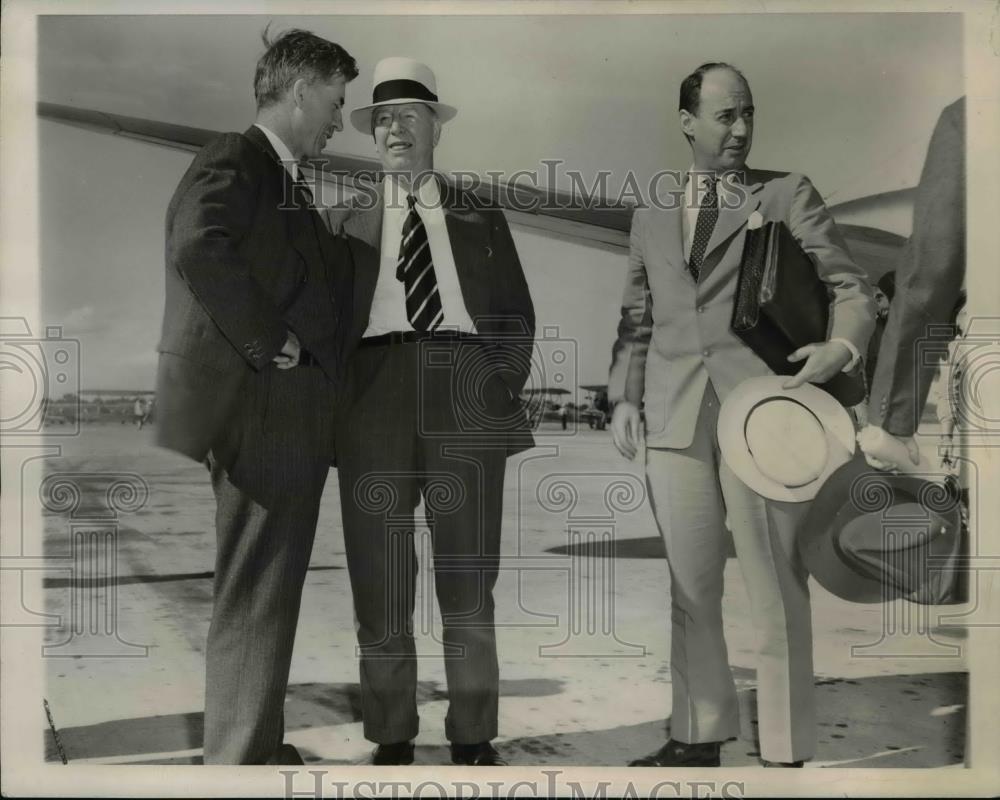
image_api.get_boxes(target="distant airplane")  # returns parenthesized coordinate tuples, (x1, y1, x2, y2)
(578, 384, 610, 430)
(37, 101, 909, 281)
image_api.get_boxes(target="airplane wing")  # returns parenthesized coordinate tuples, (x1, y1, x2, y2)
(37, 101, 909, 272)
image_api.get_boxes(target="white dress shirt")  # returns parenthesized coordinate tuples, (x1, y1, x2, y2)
(363, 176, 478, 337)
(254, 123, 300, 181)
(682, 167, 860, 370)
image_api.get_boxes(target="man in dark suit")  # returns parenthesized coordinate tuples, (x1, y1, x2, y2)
(335, 57, 534, 767)
(609, 63, 874, 768)
(154, 29, 358, 765)
(861, 97, 966, 468)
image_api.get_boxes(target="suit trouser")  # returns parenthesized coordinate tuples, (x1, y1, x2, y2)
(644, 382, 816, 763)
(335, 341, 507, 745)
(202, 364, 335, 764)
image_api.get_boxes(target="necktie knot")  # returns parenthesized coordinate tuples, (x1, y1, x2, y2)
(688, 176, 720, 281)
(396, 195, 443, 331)
(700, 177, 718, 204)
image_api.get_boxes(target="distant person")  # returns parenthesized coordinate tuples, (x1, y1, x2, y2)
(608, 63, 874, 768)
(153, 29, 358, 765)
(559, 402, 569, 430)
(142, 397, 156, 427)
(133, 397, 147, 429)
(861, 97, 965, 469)
(335, 57, 534, 767)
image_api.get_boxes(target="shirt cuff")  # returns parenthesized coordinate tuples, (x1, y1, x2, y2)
(830, 337, 861, 372)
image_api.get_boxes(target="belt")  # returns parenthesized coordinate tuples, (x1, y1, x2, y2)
(358, 330, 484, 348)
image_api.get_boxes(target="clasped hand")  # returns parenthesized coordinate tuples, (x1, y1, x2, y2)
(272, 330, 301, 370)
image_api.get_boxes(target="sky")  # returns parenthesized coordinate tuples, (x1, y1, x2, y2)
(36, 11, 963, 390)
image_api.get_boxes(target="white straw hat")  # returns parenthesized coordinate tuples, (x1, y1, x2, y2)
(350, 57, 458, 133)
(717, 376, 856, 503)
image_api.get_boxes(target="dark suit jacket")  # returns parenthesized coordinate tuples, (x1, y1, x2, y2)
(868, 97, 966, 436)
(341, 179, 536, 455)
(155, 125, 352, 468)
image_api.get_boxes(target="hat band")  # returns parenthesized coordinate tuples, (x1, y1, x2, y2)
(372, 79, 438, 105)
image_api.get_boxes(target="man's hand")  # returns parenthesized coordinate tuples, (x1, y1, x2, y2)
(857, 424, 921, 471)
(783, 340, 851, 389)
(273, 330, 301, 370)
(611, 401, 644, 460)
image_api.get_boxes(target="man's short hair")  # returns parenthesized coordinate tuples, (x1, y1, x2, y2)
(254, 27, 359, 110)
(678, 62, 749, 115)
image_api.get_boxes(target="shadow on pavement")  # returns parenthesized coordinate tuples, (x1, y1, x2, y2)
(45, 672, 964, 767)
(44, 677, 565, 764)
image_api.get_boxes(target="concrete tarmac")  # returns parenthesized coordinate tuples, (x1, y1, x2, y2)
(39, 423, 967, 767)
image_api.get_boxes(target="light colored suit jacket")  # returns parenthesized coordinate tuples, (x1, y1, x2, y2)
(609, 168, 874, 449)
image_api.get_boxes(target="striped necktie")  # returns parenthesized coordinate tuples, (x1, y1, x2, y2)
(688, 177, 718, 281)
(396, 194, 443, 331)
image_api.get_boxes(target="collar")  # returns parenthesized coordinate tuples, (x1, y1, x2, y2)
(686, 165, 748, 187)
(254, 123, 299, 180)
(382, 172, 442, 211)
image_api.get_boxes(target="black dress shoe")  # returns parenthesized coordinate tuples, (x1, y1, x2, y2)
(265, 743, 305, 765)
(372, 741, 415, 765)
(450, 741, 508, 766)
(760, 758, 804, 767)
(629, 739, 722, 767)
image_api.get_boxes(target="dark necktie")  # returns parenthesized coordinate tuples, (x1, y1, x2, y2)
(396, 195, 443, 331)
(688, 177, 719, 281)
(293, 172, 314, 208)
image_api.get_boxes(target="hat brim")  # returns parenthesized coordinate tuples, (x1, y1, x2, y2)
(350, 100, 458, 134)
(797, 452, 963, 603)
(717, 376, 856, 503)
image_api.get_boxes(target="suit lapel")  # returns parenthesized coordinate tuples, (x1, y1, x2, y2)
(243, 126, 331, 276)
(440, 181, 489, 321)
(704, 171, 764, 260)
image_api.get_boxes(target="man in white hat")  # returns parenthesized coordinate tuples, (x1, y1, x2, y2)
(335, 57, 535, 766)
(608, 63, 875, 767)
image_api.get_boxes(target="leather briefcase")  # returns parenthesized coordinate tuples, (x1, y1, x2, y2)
(731, 221, 866, 406)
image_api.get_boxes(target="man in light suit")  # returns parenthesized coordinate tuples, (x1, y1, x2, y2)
(861, 97, 965, 468)
(154, 30, 357, 764)
(609, 63, 874, 767)
(335, 57, 534, 767)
